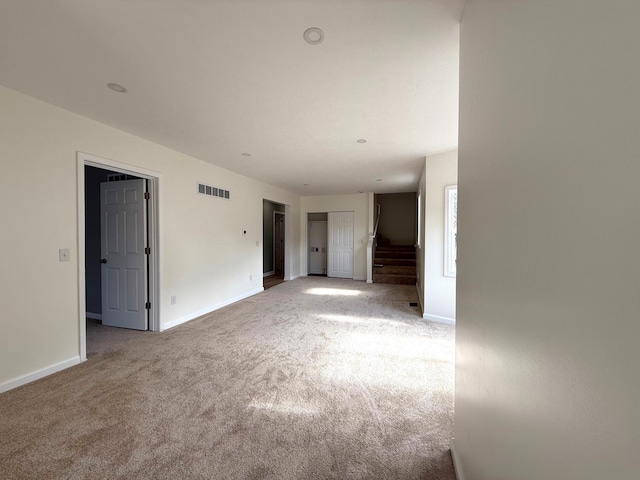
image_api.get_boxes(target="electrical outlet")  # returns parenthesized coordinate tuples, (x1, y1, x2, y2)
(171, 295, 176, 305)
(249, 274, 252, 281)
(256, 240, 259, 247)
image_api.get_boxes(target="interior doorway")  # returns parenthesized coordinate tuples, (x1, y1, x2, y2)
(85, 167, 148, 328)
(77, 152, 160, 361)
(85, 166, 151, 356)
(263, 199, 285, 289)
(307, 212, 328, 276)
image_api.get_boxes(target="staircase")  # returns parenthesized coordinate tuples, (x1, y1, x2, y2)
(373, 245, 416, 285)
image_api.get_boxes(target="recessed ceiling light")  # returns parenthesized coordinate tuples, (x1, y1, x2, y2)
(107, 83, 127, 93)
(357, 139, 367, 144)
(303, 27, 324, 45)
(241, 153, 251, 157)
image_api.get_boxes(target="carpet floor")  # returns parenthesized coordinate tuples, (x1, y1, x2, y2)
(86, 318, 147, 357)
(0, 277, 456, 480)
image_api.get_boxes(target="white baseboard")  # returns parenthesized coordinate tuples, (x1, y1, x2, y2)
(0, 356, 82, 393)
(86, 312, 102, 320)
(450, 438, 465, 480)
(284, 274, 301, 281)
(263, 271, 274, 277)
(353, 276, 366, 281)
(162, 287, 264, 331)
(423, 313, 456, 325)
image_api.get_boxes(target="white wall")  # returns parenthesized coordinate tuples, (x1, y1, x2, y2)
(455, 1, 640, 480)
(420, 150, 457, 324)
(0, 85, 300, 390)
(301, 194, 369, 281)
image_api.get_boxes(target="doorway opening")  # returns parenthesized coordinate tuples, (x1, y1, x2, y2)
(77, 152, 160, 361)
(84, 166, 147, 356)
(263, 199, 285, 290)
(307, 212, 328, 276)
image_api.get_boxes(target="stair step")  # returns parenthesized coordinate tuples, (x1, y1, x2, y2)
(373, 273, 417, 285)
(373, 265, 416, 275)
(374, 251, 415, 259)
(373, 257, 416, 266)
(376, 245, 415, 252)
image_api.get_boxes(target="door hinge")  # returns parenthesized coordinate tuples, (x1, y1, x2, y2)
(144, 192, 150, 200)
(145, 247, 151, 255)
(145, 302, 151, 310)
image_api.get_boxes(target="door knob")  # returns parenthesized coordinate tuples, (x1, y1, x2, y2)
(100, 258, 107, 264)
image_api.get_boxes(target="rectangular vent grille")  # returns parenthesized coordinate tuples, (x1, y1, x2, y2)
(198, 182, 230, 200)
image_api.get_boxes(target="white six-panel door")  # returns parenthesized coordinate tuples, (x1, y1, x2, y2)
(100, 179, 148, 330)
(327, 211, 354, 279)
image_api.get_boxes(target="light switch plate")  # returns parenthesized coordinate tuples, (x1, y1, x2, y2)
(59, 248, 70, 262)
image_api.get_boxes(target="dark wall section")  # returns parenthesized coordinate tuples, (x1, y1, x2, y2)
(84, 166, 110, 315)
(308, 212, 328, 221)
(376, 192, 417, 245)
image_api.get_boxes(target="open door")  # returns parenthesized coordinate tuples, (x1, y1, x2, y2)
(100, 179, 148, 330)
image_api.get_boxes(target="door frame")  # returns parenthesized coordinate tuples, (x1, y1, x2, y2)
(273, 211, 285, 274)
(77, 152, 161, 361)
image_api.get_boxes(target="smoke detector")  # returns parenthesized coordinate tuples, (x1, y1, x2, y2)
(303, 28, 324, 45)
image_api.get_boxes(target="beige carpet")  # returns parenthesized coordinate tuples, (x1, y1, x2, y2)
(86, 318, 148, 357)
(0, 277, 455, 480)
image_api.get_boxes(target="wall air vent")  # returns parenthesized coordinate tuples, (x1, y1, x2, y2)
(197, 182, 230, 200)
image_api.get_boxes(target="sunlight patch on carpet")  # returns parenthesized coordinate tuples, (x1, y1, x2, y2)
(337, 332, 449, 360)
(248, 400, 320, 416)
(318, 313, 409, 327)
(319, 332, 453, 391)
(305, 287, 361, 296)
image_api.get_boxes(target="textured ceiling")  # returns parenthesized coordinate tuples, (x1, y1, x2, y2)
(0, 0, 463, 195)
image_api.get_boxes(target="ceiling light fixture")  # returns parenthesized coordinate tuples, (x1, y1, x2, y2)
(357, 139, 367, 144)
(107, 82, 127, 93)
(303, 27, 324, 45)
